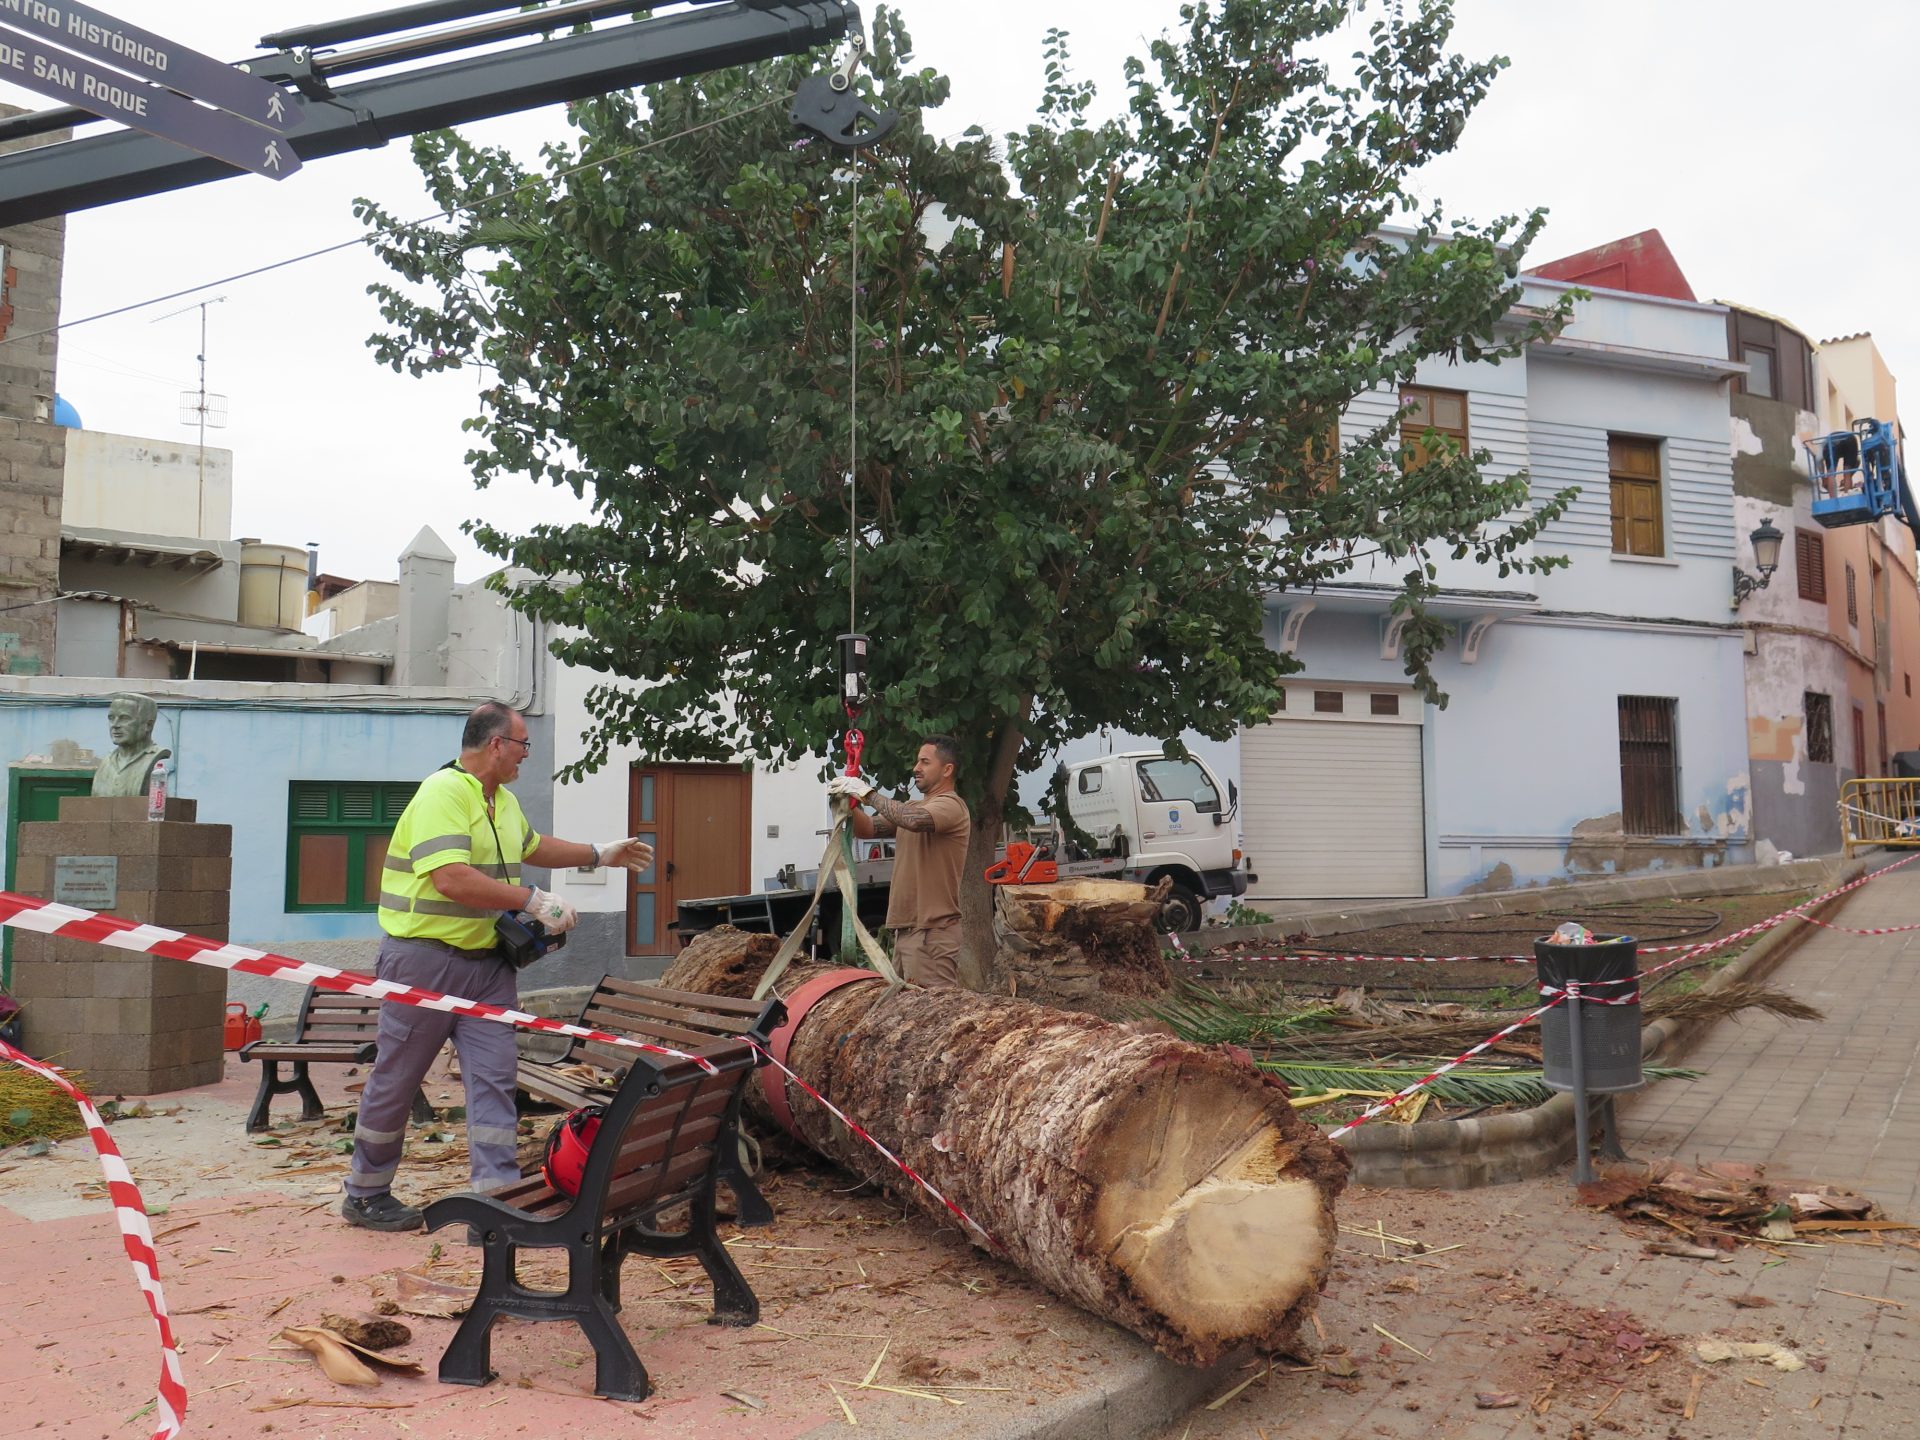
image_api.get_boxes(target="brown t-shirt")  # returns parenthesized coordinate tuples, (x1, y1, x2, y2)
(884, 790, 972, 930)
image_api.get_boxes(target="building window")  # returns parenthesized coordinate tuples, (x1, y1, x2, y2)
(1313, 690, 1344, 714)
(1853, 705, 1868, 775)
(1300, 420, 1342, 494)
(1370, 693, 1400, 717)
(1879, 702, 1889, 777)
(1846, 563, 1858, 626)
(1618, 696, 1681, 835)
(1608, 435, 1664, 557)
(1805, 692, 1833, 764)
(1795, 529, 1827, 602)
(286, 781, 419, 913)
(1742, 345, 1775, 399)
(1399, 386, 1469, 470)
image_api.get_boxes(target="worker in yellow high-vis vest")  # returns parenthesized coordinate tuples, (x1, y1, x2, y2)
(342, 701, 654, 1234)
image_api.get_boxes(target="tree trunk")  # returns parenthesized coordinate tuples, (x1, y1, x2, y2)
(957, 701, 1033, 989)
(660, 928, 1348, 1366)
(985, 877, 1175, 1016)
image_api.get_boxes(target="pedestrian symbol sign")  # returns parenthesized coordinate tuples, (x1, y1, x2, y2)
(0, 1, 303, 181)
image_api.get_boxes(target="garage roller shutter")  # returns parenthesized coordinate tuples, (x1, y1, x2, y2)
(1240, 719, 1426, 899)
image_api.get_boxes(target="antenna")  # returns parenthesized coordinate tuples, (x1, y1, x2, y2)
(150, 296, 227, 539)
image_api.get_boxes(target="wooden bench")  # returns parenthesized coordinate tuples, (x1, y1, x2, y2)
(238, 988, 434, 1134)
(517, 977, 777, 1124)
(424, 987, 786, 1402)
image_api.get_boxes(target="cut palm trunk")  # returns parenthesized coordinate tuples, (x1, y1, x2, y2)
(986, 877, 1176, 1014)
(660, 927, 1349, 1366)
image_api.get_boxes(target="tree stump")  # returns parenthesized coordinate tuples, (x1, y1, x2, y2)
(986, 877, 1175, 1015)
(660, 929, 1348, 1366)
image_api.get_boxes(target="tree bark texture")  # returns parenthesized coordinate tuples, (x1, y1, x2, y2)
(985, 878, 1175, 1016)
(660, 927, 1349, 1365)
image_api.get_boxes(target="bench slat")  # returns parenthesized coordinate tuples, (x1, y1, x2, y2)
(243, 1043, 375, 1063)
(597, 978, 770, 1018)
(579, 1008, 731, 1052)
(584, 991, 757, 1035)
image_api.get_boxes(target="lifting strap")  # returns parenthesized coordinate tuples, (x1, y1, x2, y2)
(752, 795, 903, 1001)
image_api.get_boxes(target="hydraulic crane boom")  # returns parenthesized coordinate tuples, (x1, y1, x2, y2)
(0, 1, 878, 227)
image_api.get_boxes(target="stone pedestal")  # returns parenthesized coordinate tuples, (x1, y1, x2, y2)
(12, 795, 232, 1094)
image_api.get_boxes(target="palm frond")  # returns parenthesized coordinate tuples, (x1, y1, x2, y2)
(1143, 980, 1339, 1047)
(1257, 1060, 1700, 1109)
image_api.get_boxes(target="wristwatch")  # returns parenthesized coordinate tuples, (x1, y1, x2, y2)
(587, 842, 601, 871)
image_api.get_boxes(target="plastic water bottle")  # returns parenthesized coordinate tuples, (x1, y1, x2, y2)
(146, 757, 168, 823)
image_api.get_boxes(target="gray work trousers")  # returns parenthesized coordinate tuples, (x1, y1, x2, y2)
(345, 936, 522, 1198)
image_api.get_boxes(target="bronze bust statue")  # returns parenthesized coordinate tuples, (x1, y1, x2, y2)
(91, 693, 171, 798)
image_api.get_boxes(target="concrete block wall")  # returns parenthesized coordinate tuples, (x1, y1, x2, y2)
(0, 117, 67, 676)
(12, 795, 233, 1094)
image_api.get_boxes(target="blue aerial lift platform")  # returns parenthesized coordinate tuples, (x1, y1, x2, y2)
(1806, 417, 1919, 545)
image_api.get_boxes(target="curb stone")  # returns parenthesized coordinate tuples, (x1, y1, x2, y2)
(877, 1344, 1243, 1440)
(1327, 853, 1874, 1188)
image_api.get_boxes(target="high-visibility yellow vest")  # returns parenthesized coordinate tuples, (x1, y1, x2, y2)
(377, 764, 541, 951)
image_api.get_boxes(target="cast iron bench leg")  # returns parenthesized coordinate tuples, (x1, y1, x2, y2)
(293, 1063, 326, 1122)
(436, 1241, 511, 1388)
(244, 1061, 278, 1134)
(716, 1152, 774, 1228)
(692, 1192, 758, 1326)
(409, 1089, 435, 1124)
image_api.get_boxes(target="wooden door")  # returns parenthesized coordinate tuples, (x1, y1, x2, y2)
(5, 769, 95, 983)
(627, 765, 751, 955)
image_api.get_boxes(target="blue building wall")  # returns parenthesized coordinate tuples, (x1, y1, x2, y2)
(1, 697, 558, 944)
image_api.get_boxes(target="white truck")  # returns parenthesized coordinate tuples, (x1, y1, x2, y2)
(1046, 750, 1250, 932)
(673, 749, 1251, 941)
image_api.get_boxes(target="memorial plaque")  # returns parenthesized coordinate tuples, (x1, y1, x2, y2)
(53, 854, 117, 909)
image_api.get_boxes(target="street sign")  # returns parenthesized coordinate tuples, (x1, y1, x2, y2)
(0, 0, 301, 133)
(0, 30, 300, 179)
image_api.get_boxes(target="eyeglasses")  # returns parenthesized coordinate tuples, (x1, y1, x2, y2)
(497, 735, 532, 753)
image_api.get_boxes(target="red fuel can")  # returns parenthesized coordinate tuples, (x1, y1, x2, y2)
(224, 1003, 262, 1051)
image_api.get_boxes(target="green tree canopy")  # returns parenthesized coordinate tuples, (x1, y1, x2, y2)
(360, 0, 1572, 946)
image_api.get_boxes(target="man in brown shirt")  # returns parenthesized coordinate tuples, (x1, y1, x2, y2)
(827, 735, 972, 987)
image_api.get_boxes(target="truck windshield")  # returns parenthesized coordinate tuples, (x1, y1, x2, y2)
(1137, 758, 1221, 813)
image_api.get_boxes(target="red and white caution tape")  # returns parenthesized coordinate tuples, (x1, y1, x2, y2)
(746, 1044, 1001, 1252)
(0, 1040, 185, 1440)
(0, 889, 1001, 1349)
(1309, 852, 1920, 1142)
(0, 892, 717, 1075)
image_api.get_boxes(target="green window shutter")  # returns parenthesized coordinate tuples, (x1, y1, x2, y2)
(383, 784, 417, 821)
(291, 784, 332, 823)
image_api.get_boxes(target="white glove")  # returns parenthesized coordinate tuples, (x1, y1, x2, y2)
(524, 887, 578, 935)
(827, 775, 874, 802)
(595, 837, 655, 873)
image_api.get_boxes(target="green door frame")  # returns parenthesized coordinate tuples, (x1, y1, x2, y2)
(4, 768, 95, 988)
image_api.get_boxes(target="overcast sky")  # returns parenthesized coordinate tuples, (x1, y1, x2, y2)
(6, 1, 1915, 583)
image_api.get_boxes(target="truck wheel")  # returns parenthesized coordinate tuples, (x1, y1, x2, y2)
(1160, 884, 1204, 935)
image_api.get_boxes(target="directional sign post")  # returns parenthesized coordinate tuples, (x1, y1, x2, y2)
(0, 30, 299, 179)
(0, 0, 302, 180)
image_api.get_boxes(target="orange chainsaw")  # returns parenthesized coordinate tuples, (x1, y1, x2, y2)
(982, 840, 1058, 885)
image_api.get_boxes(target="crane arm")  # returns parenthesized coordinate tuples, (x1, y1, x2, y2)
(0, 1, 869, 227)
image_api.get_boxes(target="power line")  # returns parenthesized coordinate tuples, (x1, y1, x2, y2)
(0, 93, 784, 353)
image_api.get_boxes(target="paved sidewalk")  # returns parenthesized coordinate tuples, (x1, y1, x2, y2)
(8, 865, 1920, 1440)
(1154, 859, 1920, 1439)
(1623, 859, 1920, 1218)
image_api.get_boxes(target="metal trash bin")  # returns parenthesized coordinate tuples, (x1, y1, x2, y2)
(1534, 934, 1643, 1093)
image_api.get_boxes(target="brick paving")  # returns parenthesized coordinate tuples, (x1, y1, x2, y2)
(1158, 861, 1920, 1439)
(8, 865, 1920, 1440)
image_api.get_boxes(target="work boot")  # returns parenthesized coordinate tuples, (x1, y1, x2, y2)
(340, 1192, 424, 1232)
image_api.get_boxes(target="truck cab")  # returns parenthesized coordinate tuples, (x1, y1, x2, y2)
(1052, 751, 1249, 931)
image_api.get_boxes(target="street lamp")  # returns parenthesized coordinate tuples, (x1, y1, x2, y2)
(1732, 516, 1784, 608)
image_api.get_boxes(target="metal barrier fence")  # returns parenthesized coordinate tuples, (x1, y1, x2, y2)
(1839, 777, 1920, 856)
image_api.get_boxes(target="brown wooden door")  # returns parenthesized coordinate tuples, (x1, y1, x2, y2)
(627, 764, 751, 954)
